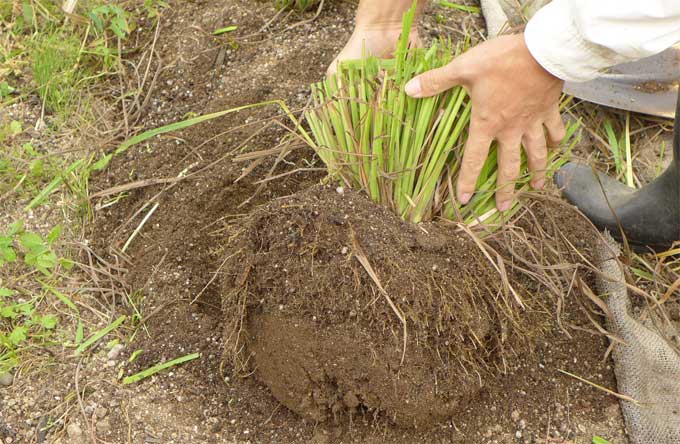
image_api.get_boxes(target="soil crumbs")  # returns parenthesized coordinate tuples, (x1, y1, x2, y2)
(8, 0, 630, 443)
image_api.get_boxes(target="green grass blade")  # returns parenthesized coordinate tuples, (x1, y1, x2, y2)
(122, 352, 201, 384)
(603, 120, 622, 176)
(39, 280, 79, 312)
(74, 315, 126, 356)
(93, 100, 314, 172)
(26, 159, 84, 210)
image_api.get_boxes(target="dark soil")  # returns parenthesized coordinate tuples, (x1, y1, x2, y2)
(218, 182, 614, 436)
(223, 184, 531, 428)
(82, 1, 630, 443)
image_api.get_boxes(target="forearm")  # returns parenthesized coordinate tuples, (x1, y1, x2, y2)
(525, 0, 680, 82)
(355, 0, 427, 28)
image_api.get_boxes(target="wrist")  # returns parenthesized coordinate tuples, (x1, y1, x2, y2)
(517, 33, 563, 84)
(355, 0, 425, 29)
(524, 0, 607, 83)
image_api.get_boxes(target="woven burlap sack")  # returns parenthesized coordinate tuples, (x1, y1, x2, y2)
(596, 234, 680, 444)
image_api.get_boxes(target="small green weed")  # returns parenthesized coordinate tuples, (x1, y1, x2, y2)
(0, 286, 60, 372)
(87, 4, 131, 39)
(0, 221, 72, 276)
(0, 119, 22, 144)
(20, 3, 133, 118)
(0, 221, 75, 373)
(0, 120, 64, 197)
(0, 0, 143, 381)
(143, 0, 170, 19)
(0, 81, 15, 100)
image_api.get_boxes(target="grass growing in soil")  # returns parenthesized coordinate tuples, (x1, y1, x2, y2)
(31, 33, 81, 114)
(306, 2, 578, 226)
(0, 0, 142, 378)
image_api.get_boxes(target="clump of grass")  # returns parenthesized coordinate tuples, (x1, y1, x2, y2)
(30, 33, 80, 113)
(305, 2, 576, 226)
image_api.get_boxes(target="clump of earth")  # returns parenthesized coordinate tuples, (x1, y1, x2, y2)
(221, 184, 594, 427)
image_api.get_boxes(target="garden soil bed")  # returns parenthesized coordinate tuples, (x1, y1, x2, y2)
(84, 0, 629, 443)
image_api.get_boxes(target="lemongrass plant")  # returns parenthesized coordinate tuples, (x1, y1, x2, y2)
(305, 2, 578, 226)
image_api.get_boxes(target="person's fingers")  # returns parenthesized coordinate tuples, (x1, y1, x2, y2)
(522, 125, 548, 189)
(405, 58, 466, 98)
(544, 107, 566, 148)
(495, 134, 522, 211)
(456, 119, 493, 204)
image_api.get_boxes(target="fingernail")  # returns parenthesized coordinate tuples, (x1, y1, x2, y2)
(533, 179, 545, 189)
(405, 78, 422, 97)
(498, 200, 512, 212)
(458, 192, 472, 204)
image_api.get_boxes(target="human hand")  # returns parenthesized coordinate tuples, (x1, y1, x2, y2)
(326, 0, 426, 77)
(404, 34, 565, 211)
(327, 25, 422, 77)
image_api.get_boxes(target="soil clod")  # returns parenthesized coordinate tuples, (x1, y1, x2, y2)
(222, 185, 550, 427)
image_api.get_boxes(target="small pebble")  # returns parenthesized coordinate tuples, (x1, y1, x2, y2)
(66, 423, 82, 439)
(96, 418, 111, 434)
(0, 372, 13, 387)
(340, 246, 348, 255)
(511, 410, 520, 422)
(336, 186, 344, 194)
(107, 344, 125, 360)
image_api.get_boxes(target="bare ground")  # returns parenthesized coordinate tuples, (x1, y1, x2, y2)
(1, 1, 652, 443)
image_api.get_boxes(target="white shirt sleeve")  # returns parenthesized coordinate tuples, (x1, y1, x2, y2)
(524, 0, 680, 82)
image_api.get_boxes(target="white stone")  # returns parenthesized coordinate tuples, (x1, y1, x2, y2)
(0, 372, 13, 387)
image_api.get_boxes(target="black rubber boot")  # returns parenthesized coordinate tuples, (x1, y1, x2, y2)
(554, 92, 680, 251)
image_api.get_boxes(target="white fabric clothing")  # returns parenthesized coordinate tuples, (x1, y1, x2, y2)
(525, 0, 680, 82)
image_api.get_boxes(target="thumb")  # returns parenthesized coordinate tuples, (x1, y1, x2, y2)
(404, 61, 465, 98)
